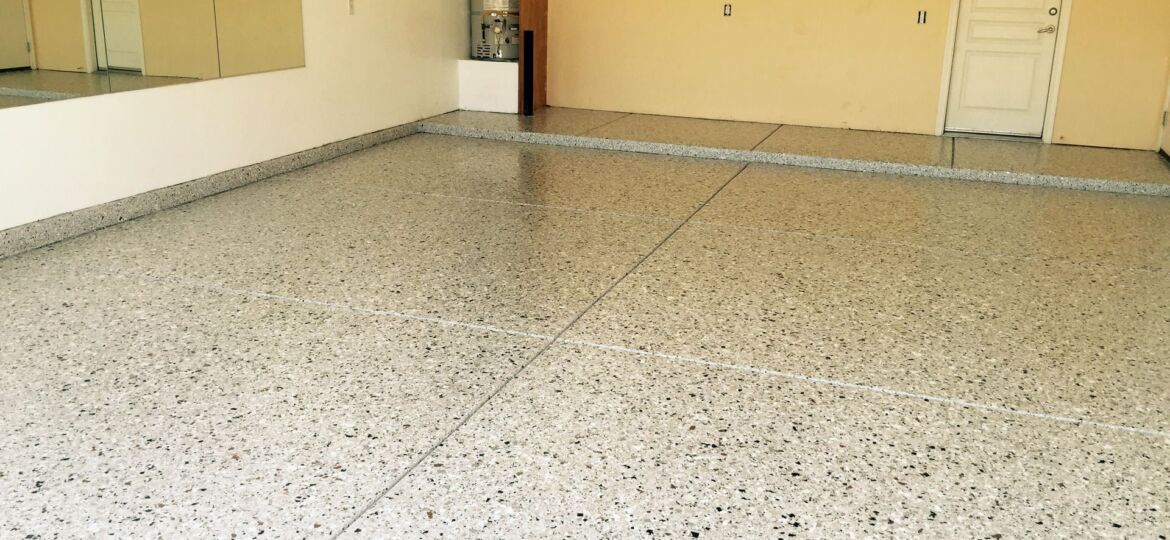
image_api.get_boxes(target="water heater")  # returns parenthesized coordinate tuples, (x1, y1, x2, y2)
(470, 0, 521, 61)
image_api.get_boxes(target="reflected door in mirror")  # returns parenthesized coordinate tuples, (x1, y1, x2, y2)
(0, 0, 30, 70)
(99, 0, 144, 71)
(0, 0, 305, 111)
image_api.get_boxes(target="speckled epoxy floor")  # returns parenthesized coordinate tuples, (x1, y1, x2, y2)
(2, 134, 1168, 538)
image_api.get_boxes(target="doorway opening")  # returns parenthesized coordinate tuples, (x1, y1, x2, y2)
(940, 0, 1071, 141)
(90, 0, 144, 73)
(0, 0, 30, 71)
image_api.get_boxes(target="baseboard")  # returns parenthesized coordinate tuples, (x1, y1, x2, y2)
(0, 122, 419, 260)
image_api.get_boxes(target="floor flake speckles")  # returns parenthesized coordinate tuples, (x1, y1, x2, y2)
(426, 108, 629, 136)
(755, 125, 954, 167)
(341, 344, 1170, 539)
(954, 137, 1170, 185)
(27, 186, 685, 336)
(2, 133, 1168, 538)
(585, 113, 780, 150)
(0, 271, 547, 538)
(696, 163, 1170, 271)
(564, 222, 1170, 434)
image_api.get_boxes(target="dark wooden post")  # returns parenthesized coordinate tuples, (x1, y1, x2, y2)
(518, 0, 547, 116)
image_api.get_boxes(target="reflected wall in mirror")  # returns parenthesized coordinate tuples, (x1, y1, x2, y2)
(0, 0, 305, 110)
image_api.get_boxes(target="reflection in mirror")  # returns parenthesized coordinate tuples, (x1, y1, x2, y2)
(0, 0, 305, 110)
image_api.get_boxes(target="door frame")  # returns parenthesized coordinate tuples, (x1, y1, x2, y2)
(935, 0, 1074, 143)
(20, 0, 35, 69)
(91, 0, 108, 70)
(91, 0, 148, 74)
(1159, 73, 1170, 155)
(79, 0, 97, 72)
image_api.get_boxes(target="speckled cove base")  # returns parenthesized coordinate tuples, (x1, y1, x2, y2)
(418, 121, 1170, 198)
(0, 87, 74, 101)
(6, 116, 1167, 261)
(0, 123, 419, 260)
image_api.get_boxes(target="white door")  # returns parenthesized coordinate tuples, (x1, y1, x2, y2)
(946, 0, 1063, 137)
(99, 0, 143, 71)
(0, 0, 30, 70)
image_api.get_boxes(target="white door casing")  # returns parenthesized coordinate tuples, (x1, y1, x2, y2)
(946, 0, 1064, 137)
(0, 0, 30, 69)
(1161, 79, 1170, 154)
(91, 0, 107, 69)
(99, 0, 143, 71)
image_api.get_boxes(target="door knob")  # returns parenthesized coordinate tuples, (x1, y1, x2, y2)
(1037, 25, 1057, 34)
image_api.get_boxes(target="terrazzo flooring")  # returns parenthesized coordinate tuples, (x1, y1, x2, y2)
(2, 133, 1168, 538)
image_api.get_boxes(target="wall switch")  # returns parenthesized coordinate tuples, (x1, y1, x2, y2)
(724, 4, 732, 16)
(917, 10, 927, 24)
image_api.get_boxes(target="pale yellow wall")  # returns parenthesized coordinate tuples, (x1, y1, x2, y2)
(139, 0, 220, 79)
(1051, 0, 1170, 150)
(550, 0, 1170, 150)
(28, 0, 89, 72)
(214, 0, 305, 78)
(548, 0, 953, 135)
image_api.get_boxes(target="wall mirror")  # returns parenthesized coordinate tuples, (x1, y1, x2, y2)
(0, 0, 305, 110)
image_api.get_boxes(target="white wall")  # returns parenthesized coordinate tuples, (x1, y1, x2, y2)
(458, 59, 518, 113)
(0, 1, 466, 231)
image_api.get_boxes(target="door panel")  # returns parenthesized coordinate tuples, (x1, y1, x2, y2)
(960, 53, 1039, 110)
(946, 0, 1062, 136)
(0, 0, 29, 69)
(138, 1, 220, 79)
(100, 0, 143, 71)
(214, 0, 305, 78)
(28, 0, 89, 72)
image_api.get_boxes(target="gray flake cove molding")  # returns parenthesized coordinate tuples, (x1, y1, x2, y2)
(0, 122, 420, 260)
(418, 121, 1170, 198)
(7, 113, 1169, 261)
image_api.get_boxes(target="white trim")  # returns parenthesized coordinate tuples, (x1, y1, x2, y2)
(934, 0, 962, 136)
(1041, 0, 1073, 143)
(1158, 67, 1170, 153)
(938, 0, 1072, 142)
(79, 0, 97, 72)
(91, 0, 108, 70)
(135, 0, 147, 75)
(21, 0, 35, 69)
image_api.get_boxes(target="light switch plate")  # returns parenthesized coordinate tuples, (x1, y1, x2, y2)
(724, 4, 732, 16)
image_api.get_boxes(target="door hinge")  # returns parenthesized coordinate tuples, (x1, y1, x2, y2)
(1163, 110, 1169, 127)
(26, 42, 31, 52)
